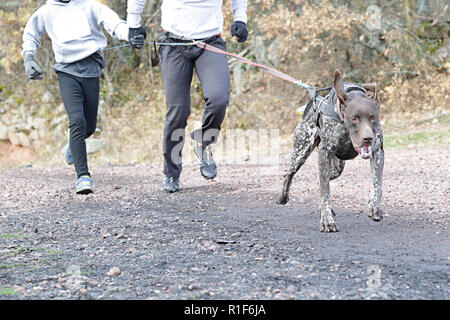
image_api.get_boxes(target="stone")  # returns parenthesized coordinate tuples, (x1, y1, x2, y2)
(43, 91, 53, 103)
(8, 129, 21, 146)
(19, 132, 30, 148)
(107, 267, 121, 277)
(28, 130, 40, 142)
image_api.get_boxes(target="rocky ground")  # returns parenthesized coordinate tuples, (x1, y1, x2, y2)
(0, 146, 448, 300)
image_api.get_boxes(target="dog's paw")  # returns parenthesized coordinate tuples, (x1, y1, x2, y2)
(276, 193, 289, 205)
(320, 211, 339, 232)
(320, 221, 339, 232)
(368, 207, 383, 222)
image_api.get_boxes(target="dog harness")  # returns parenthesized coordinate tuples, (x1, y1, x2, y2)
(301, 83, 367, 140)
(303, 83, 366, 122)
(322, 83, 367, 123)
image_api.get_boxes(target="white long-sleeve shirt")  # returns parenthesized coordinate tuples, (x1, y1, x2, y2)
(127, 0, 248, 39)
(22, 0, 129, 64)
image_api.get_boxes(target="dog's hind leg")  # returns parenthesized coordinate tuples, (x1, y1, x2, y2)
(277, 120, 319, 205)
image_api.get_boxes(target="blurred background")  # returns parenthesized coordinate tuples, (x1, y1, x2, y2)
(0, 0, 448, 168)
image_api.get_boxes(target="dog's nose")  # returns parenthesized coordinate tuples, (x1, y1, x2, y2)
(363, 137, 373, 143)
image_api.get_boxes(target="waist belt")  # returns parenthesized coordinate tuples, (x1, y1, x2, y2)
(165, 31, 221, 42)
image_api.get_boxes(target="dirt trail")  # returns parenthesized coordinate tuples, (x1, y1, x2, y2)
(0, 146, 448, 299)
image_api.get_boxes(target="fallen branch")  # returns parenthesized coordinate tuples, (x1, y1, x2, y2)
(414, 5, 448, 26)
(414, 112, 450, 126)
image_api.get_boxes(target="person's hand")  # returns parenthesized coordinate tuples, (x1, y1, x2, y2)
(23, 55, 43, 80)
(128, 26, 147, 49)
(231, 21, 248, 43)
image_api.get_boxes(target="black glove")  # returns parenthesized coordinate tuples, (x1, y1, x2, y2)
(23, 55, 43, 80)
(128, 26, 147, 49)
(231, 21, 248, 43)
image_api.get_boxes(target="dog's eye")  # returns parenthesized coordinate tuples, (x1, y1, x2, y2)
(351, 117, 359, 123)
(370, 116, 377, 122)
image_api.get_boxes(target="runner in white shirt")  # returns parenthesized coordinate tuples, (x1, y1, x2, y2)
(126, 0, 249, 193)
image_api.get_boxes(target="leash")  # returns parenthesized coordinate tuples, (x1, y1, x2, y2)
(102, 41, 197, 51)
(192, 40, 321, 97)
(103, 40, 332, 98)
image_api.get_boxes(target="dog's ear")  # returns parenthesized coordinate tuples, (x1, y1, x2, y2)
(333, 70, 348, 104)
(363, 83, 379, 103)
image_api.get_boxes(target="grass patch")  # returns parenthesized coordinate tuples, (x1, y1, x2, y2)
(188, 291, 205, 300)
(0, 247, 62, 258)
(0, 247, 33, 257)
(0, 287, 18, 296)
(0, 228, 26, 240)
(384, 130, 449, 149)
(0, 233, 26, 239)
(46, 249, 62, 255)
(0, 263, 27, 270)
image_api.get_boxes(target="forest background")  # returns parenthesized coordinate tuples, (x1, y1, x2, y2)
(0, 0, 448, 168)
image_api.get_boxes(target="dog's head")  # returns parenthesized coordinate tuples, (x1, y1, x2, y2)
(333, 70, 380, 159)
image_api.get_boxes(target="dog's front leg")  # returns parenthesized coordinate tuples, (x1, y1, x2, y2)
(318, 144, 339, 232)
(277, 120, 319, 205)
(369, 128, 384, 221)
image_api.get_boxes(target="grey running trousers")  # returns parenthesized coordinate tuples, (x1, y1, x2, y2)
(57, 71, 99, 178)
(158, 34, 230, 178)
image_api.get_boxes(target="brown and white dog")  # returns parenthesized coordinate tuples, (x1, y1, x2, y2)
(277, 70, 384, 232)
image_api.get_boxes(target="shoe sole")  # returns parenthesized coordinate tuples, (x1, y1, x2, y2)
(200, 165, 217, 180)
(161, 188, 179, 193)
(200, 170, 216, 180)
(76, 187, 93, 195)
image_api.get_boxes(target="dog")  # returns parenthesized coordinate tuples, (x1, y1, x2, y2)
(277, 70, 384, 232)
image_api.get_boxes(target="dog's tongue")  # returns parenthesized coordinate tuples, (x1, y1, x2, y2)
(360, 145, 372, 159)
(354, 145, 372, 159)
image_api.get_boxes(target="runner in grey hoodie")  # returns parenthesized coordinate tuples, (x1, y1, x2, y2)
(126, 0, 249, 193)
(22, 0, 135, 194)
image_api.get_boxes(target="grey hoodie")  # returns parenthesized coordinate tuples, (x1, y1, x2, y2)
(22, 0, 128, 64)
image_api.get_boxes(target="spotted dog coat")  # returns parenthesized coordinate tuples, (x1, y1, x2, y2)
(277, 70, 384, 232)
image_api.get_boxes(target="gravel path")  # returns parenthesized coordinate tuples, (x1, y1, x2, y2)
(0, 146, 448, 300)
